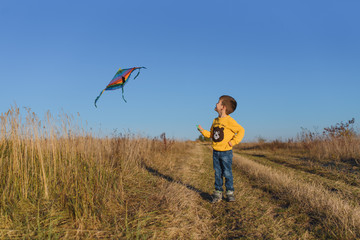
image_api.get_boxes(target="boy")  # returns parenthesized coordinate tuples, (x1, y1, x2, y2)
(197, 95, 245, 203)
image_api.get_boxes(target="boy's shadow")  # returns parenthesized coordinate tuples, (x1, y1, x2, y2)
(142, 164, 212, 202)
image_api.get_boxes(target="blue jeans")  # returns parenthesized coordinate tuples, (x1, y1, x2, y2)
(213, 150, 234, 192)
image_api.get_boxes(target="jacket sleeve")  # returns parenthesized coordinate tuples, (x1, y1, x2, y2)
(200, 123, 213, 139)
(201, 129, 211, 139)
(229, 121, 245, 146)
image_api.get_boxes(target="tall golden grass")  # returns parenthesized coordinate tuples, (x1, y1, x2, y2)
(237, 119, 360, 165)
(301, 136, 360, 165)
(0, 106, 145, 236)
(0, 106, 210, 239)
(300, 119, 360, 164)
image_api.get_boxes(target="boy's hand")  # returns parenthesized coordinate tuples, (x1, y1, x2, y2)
(196, 125, 204, 132)
(228, 141, 233, 147)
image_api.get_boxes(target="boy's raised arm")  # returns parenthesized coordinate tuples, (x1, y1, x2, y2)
(197, 125, 211, 139)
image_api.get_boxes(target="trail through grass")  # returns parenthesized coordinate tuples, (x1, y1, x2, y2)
(147, 143, 318, 239)
(147, 142, 360, 239)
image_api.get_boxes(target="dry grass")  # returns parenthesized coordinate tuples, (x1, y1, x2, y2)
(0, 106, 211, 239)
(237, 119, 360, 165)
(232, 123, 360, 238)
(3, 107, 359, 239)
(302, 137, 360, 165)
(233, 154, 360, 239)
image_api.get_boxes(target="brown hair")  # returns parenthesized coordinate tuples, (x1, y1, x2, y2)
(220, 95, 237, 115)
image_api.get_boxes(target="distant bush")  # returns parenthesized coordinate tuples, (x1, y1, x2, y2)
(299, 118, 359, 164)
(300, 118, 356, 141)
(197, 134, 211, 142)
(323, 118, 356, 138)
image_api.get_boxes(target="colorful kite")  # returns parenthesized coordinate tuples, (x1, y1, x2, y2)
(94, 67, 146, 107)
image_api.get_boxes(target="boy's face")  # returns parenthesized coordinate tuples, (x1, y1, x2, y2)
(214, 99, 224, 114)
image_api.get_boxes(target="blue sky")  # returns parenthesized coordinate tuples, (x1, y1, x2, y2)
(1, 0, 359, 141)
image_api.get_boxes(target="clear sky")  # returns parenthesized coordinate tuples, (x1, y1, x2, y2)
(1, 0, 359, 141)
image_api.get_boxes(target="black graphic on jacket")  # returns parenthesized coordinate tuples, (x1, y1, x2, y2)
(213, 126, 224, 142)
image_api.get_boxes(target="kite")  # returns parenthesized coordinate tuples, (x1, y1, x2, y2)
(94, 67, 146, 107)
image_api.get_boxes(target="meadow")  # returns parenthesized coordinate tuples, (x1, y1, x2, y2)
(0, 107, 359, 239)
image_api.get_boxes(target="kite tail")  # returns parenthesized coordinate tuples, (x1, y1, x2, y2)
(121, 87, 127, 103)
(134, 67, 146, 80)
(94, 89, 105, 108)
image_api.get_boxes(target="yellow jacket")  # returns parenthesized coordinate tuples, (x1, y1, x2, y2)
(201, 115, 245, 151)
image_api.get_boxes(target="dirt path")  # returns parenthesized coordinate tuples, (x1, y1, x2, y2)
(145, 143, 318, 239)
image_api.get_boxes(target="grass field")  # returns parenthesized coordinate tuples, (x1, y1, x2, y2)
(1, 108, 360, 239)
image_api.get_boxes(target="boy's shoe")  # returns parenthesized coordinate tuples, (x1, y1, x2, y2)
(211, 190, 223, 203)
(226, 191, 235, 202)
